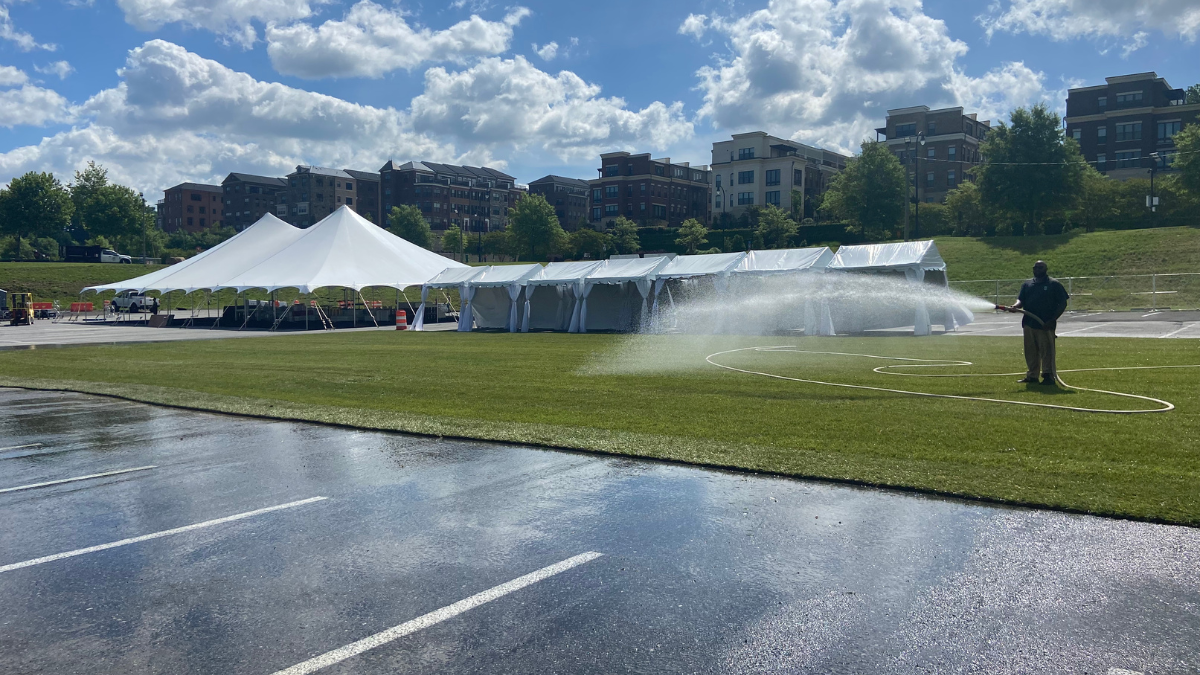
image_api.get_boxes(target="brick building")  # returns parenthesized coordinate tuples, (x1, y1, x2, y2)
(588, 152, 711, 227)
(378, 161, 520, 235)
(278, 166, 376, 228)
(159, 182, 223, 233)
(345, 170, 381, 224)
(1065, 72, 1200, 180)
(221, 173, 287, 231)
(527, 175, 590, 230)
(876, 106, 991, 203)
(709, 132, 846, 221)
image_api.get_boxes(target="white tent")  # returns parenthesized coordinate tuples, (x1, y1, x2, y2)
(576, 256, 671, 333)
(83, 214, 304, 294)
(650, 252, 746, 324)
(219, 206, 465, 294)
(465, 264, 543, 332)
(413, 266, 485, 331)
(522, 261, 603, 332)
(733, 246, 835, 276)
(828, 240, 968, 335)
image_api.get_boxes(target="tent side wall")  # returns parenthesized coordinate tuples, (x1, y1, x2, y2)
(525, 284, 574, 331)
(471, 286, 518, 329)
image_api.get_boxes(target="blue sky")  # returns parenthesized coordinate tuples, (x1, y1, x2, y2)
(0, 0, 1197, 200)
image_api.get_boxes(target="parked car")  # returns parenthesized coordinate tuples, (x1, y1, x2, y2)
(111, 291, 158, 313)
(63, 245, 132, 264)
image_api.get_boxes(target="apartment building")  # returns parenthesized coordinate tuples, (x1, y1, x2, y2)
(709, 132, 847, 220)
(221, 173, 287, 231)
(159, 182, 223, 233)
(345, 170, 381, 224)
(527, 175, 590, 229)
(378, 161, 520, 234)
(1065, 72, 1200, 180)
(876, 106, 991, 203)
(588, 152, 711, 227)
(278, 166, 373, 228)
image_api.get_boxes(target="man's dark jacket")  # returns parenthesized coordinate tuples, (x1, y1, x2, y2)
(1018, 275, 1069, 331)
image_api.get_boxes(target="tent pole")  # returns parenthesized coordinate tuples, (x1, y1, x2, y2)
(359, 290, 379, 327)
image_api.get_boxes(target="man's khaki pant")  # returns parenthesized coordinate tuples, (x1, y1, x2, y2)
(1023, 325, 1057, 380)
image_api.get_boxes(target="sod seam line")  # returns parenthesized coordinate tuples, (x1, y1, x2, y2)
(0, 465, 157, 494)
(0, 496, 327, 574)
(271, 552, 604, 675)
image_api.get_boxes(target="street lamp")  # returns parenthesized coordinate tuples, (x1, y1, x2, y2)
(914, 132, 926, 239)
(139, 192, 147, 265)
(1148, 152, 1160, 227)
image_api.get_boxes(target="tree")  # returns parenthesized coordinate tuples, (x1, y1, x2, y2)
(69, 161, 109, 239)
(0, 172, 74, 261)
(506, 193, 566, 260)
(1174, 123, 1200, 197)
(1186, 84, 1200, 105)
(441, 225, 464, 261)
(1075, 167, 1120, 232)
(79, 184, 145, 251)
(755, 204, 798, 249)
(387, 205, 432, 249)
(609, 216, 640, 254)
(674, 218, 709, 254)
(482, 230, 511, 258)
(819, 140, 906, 239)
(567, 227, 612, 260)
(975, 103, 1085, 236)
(943, 181, 988, 236)
(789, 188, 806, 221)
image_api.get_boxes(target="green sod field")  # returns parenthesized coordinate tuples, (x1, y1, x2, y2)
(1, 332, 1197, 525)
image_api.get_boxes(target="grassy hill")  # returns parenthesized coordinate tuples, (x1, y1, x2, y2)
(936, 226, 1200, 281)
(0, 262, 166, 305)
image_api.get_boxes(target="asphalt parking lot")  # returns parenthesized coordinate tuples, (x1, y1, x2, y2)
(2, 387, 1197, 674)
(947, 310, 1200, 339)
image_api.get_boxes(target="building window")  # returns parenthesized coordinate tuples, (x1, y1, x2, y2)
(1156, 152, 1176, 169)
(605, 165, 618, 177)
(948, 146, 957, 161)
(926, 172, 934, 187)
(640, 202, 646, 212)
(737, 170, 755, 184)
(346, 182, 353, 190)
(947, 170, 956, 187)
(738, 147, 755, 160)
(187, 217, 193, 226)
(737, 192, 754, 205)
(605, 204, 619, 216)
(1158, 120, 1181, 141)
(714, 175, 721, 190)
(652, 205, 666, 218)
(895, 123, 916, 138)
(592, 207, 601, 220)
(1072, 128, 1081, 141)
(346, 197, 354, 205)
(765, 191, 780, 206)
(926, 148, 935, 159)
(765, 169, 780, 186)
(1115, 91, 1143, 105)
(927, 122, 936, 135)
(1098, 96, 1107, 108)
(199, 218, 206, 227)
(1116, 122, 1142, 142)
(190, 194, 202, 201)
(714, 196, 722, 209)
(186, 205, 194, 213)
(593, 188, 602, 203)
(1115, 150, 1140, 168)
(654, 166, 664, 176)
(199, 206, 206, 214)
(627, 185, 633, 196)
(1096, 154, 1106, 170)
(1097, 126, 1107, 143)
(605, 185, 619, 199)
(674, 167, 685, 177)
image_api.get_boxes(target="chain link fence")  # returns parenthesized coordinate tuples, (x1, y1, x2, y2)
(950, 273, 1200, 312)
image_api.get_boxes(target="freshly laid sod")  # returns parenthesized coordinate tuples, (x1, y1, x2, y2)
(1, 332, 1198, 524)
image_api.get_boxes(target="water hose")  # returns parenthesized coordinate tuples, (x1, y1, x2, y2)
(705, 347, 1197, 414)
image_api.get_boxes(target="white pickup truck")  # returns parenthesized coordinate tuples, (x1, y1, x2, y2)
(111, 291, 159, 313)
(100, 249, 133, 264)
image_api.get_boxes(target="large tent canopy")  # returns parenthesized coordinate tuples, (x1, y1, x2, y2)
(577, 256, 671, 333)
(83, 214, 304, 294)
(733, 247, 834, 276)
(829, 240, 945, 282)
(827, 240, 965, 335)
(409, 265, 482, 331)
(219, 206, 464, 294)
(522, 261, 603, 332)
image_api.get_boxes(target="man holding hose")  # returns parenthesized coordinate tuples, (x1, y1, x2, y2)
(1008, 260, 1069, 385)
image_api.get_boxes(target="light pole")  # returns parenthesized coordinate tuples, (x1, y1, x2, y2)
(903, 138, 912, 239)
(1148, 152, 1159, 227)
(139, 192, 147, 264)
(914, 132, 926, 239)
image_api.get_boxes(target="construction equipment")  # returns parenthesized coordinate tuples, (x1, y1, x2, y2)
(9, 292, 33, 326)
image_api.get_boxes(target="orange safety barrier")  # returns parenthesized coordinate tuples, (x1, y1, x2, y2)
(396, 310, 408, 330)
(69, 302, 94, 312)
(31, 302, 54, 310)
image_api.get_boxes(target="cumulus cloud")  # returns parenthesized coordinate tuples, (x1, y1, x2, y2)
(115, 0, 326, 48)
(683, 0, 1052, 153)
(410, 55, 693, 160)
(533, 41, 558, 61)
(980, 0, 1200, 44)
(265, 2, 530, 78)
(0, 4, 56, 51)
(0, 63, 28, 86)
(946, 62, 1051, 122)
(35, 60, 74, 79)
(0, 84, 71, 128)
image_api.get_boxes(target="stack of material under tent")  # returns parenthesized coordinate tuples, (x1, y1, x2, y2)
(575, 256, 671, 333)
(522, 261, 603, 332)
(727, 247, 837, 336)
(827, 240, 971, 336)
(463, 264, 544, 331)
(412, 266, 485, 331)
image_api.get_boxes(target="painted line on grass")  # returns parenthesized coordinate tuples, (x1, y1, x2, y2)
(0, 466, 157, 495)
(0, 496, 326, 574)
(0, 443, 42, 453)
(271, 551, 604, 675)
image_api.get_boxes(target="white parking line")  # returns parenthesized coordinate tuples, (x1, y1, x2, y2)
(0, 443, 43, 453)
(271, 551, 604, 675)
(0, 466, 157, 494)
(0, 496, 326, 574)
(1058, 324, 1103, 336)
(1160, 322, 1198, 339)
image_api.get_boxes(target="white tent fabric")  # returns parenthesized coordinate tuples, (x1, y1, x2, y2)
(83, 214, 303, 294)
(219, 206, 466, 294)
(413, 266, 485, 331)
(578, 256, 670, 333)
(462, 264, 542, 332)
(733, 247, 835, 275)
(651, 252, 746, 324)
(524, 261, 603, 332)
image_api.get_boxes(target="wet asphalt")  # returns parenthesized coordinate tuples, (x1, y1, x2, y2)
(1, 387, 1197, 675)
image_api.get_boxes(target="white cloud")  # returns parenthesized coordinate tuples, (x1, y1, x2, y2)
(946, 62, 1051, 123)
(265, 2, 530, 79)
(980, 0, 1200, 44)
(683, 0, 1052, 154)
(35, 60, 74, 79)
(409, 55, 693, 160)
(115, 0, 327, 48)
(0, 63, 28, 86)
(0, 84, 71, 128)
(0, 4, 56, 51)
(534, 41, 558, 61)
